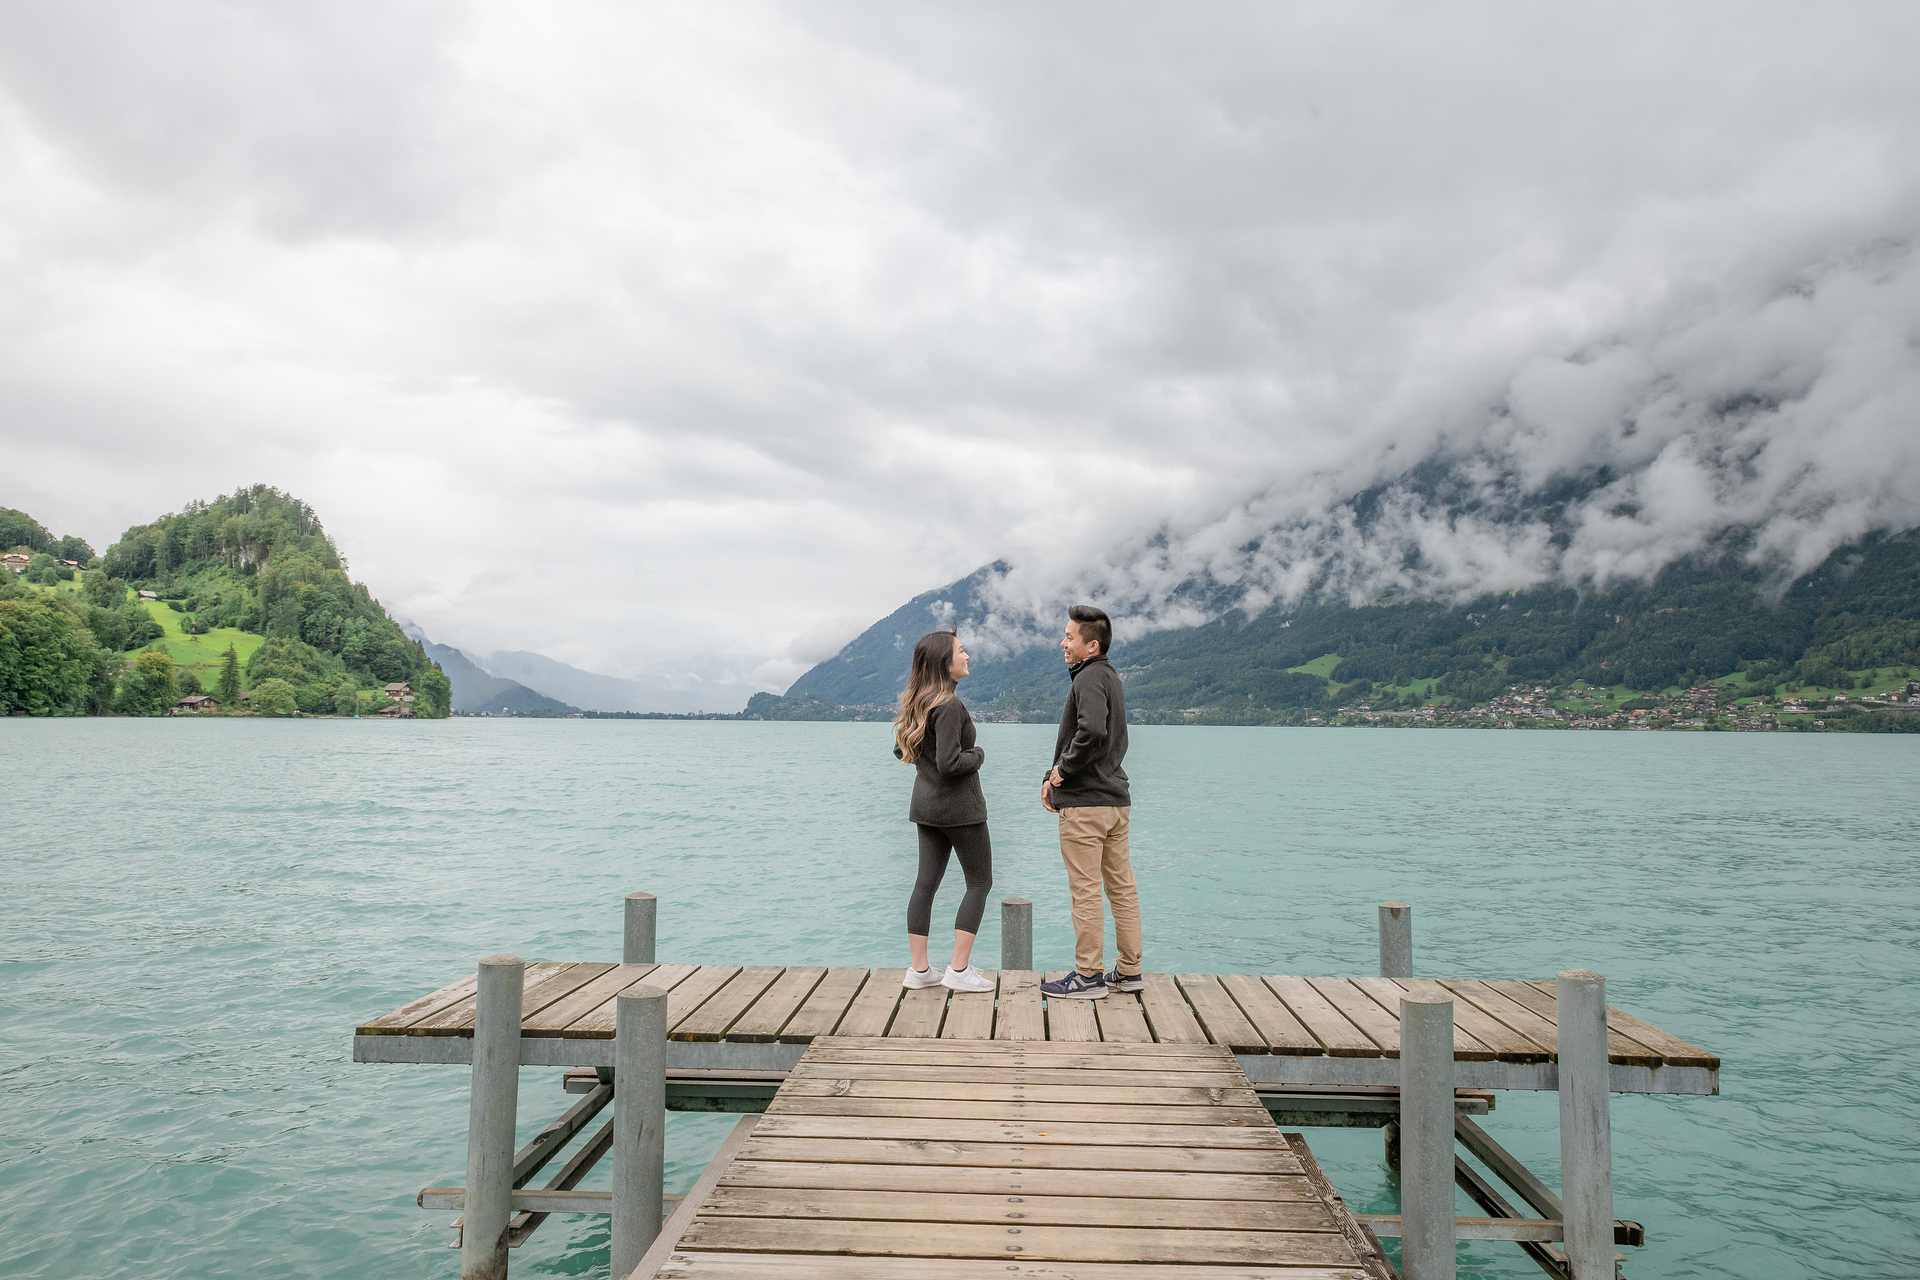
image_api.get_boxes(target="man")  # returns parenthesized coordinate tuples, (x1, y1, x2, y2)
(1039, 604, 1142, 1000)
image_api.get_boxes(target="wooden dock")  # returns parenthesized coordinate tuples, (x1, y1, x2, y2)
(359, 894, 1719, 1279)
(628, 1036, 1394, 1279)
(355, 961, 1719, 1096)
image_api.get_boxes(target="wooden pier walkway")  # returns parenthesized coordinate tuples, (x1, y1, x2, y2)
(630, 1035, 1394, 1280)
(355, 961, 1719, 1095)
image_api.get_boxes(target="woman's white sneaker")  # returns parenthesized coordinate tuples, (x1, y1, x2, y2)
(942, 965, 994, 993)
(903, 966, 944, 989)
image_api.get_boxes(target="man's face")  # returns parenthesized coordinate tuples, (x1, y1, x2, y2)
(1061, 620, 1097, 665)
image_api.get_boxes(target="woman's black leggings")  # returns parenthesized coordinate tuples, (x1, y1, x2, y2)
(908, 823, 993, 936)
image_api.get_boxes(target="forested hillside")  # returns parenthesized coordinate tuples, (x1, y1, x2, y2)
(752, 527, 1920, 726)
(1, 486, 448, 717)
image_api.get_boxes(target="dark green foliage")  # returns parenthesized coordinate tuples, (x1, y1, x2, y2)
(0, 508, 54, 553)
(177, 667, 203, 695)
(113, 650, 178, 716)
(98, 485, 449, 716)
(218, 645, 242, 703)
(81, 571, 127, 608)
(23, 553, 73, 584)
(248, 677, 298, 717)
(0, 596, 109, 715)
(52, 535, 94, 564)
(772, 531, 1920, 723)
(83, 601, 163, 652)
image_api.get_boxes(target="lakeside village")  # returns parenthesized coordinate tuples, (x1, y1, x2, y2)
(1308, 679, 1920, 731)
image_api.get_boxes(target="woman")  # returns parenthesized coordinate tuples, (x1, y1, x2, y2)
(893, 629, 994, 992)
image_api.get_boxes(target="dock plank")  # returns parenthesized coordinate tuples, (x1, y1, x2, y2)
(1309, 978, 1408, 1056)
(655, 1257, 1376, 1280)
(1526, 980, 1720, 1069)
(834, 970, 906, 1037)
(1485, 980, 1665, 1066)
(522, 963, 656, 1035)
(410, 962, 570, 1034)
(787, 1062, 1252, 1088)
(992, 970, 1044, 1041)
(717, 1160, 1316, 1200)
(1176, 974, 1266, 1052)
(699, 1185, 1335, 1230)
(1219, 973, 1324, 1055)
(1042, 973, 1101, 1041)
(777, 1078, 1263, 1107)
(941, 974, 997, 1040)
(1093, 991, 1155, 1042)
(1394, 978, 1548, 1062)
(736, 1135, 1304, 1174)
(889, 984, 949, 1039)
(358, 973, 479, 1034)
(766, 1097, 1270, 1126)
(1262, 977, 1381, 1056)
(566, 963, 700, 1036)
(728, 967, 826, 1043)
(676, 967, 785, 1042)
(780, 968, 869, 1041)
(1139, 973, 1209, 1044)
(752, 1114, 1289, 1149)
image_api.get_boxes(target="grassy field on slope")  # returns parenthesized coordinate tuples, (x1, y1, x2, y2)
(138, 599, 264, 688)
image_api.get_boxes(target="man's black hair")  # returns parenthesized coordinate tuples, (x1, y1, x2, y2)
(1068, 604, 1112, 656)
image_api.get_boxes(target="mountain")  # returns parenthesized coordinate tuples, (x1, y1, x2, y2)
(480, 649, 751, 715)
(420, 639, 577, 716)
(750, 486, 1920, 726)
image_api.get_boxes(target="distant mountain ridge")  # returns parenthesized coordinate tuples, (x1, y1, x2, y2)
(480, 649, 751, 715)
(418, 638, 578, 716)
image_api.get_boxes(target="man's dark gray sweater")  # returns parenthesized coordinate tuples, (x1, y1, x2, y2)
(897, 698, 988, 827)
(1048, 655, 1130, 808)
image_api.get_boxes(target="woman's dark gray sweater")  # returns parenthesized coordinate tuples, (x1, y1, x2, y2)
(896, 698, 988, 827)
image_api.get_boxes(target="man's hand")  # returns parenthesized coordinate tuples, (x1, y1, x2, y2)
(1040, 779, 1057, 813)
(1047, 767, 1064, 788)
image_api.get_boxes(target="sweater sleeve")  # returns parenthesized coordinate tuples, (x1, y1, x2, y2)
(1054, 673, 1108, 782)
(932, 701, 986, 777)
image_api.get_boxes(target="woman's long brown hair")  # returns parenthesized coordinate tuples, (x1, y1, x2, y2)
(893, 630, 959, 763)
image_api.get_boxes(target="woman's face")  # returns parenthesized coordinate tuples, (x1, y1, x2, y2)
(947, 638, 971, 680)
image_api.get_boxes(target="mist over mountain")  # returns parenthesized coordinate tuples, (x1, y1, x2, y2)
(420, 639, 577, 717)
(479, 650, 753, 716)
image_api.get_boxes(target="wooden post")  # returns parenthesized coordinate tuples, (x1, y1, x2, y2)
(461, 955, 524, 1280)
(1001, 897, 1032, 971)
(1399, 989, 1455, 1280)
(1379, 901, 1413, 979)
(624, 891, 657, 965)
(1557, 970, 1615, 1278)
(612, 986, 667, 1279)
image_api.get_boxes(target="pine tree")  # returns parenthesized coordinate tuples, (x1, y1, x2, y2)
(217, 644, 242, 704)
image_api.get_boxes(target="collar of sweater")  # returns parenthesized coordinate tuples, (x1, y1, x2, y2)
(1068, 654, 1111, 679)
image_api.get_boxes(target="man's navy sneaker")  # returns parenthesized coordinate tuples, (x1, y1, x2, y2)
(1042, 970, 1107, 1000)
(1104, 968, 1144, 993)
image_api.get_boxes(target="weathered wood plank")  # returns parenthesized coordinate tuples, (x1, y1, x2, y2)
(1042, 974, 1101, 1041)
(834, 970, 906, 1037)
(657, 966, 746, 1036)
(821, 1037, 1233, 1059)
(736, 1135, 1304, 1174)
(699, 1186, 1336, 1231)
(1176, 974, 1266, 1052)
(1287, 1133, 1396, 1280)
(1094, 992, 1155, 1043)
(1306, 978, 1406, 1055)
(717, 1160, 1316, 1201)
(359, 973, 479, 1034)
(1438, 980, 1585, 1064)
(674, 1218, 1361, 1266)
(567, 963, 700, 1036)
(787, 1062, 1253, 1088)
(766, 1097, 1271, 1126)
(1138, 973, 1209, 1044)
(889, 984, 949, 1039)
(728, 967, 826, 1043)
(523, 963, 657, 1035)
(1219, 974, 1323, 1055)
(1485, 980, 1663, 1066)
(1351, 976, 1496, 1062)
(1393, 978, 1547, 1062)
(1261, 977, 1381, 1056)
(412, 962, 570, 1034)
(675, 967, 785, 1042)
(941, 975, 997, 1040)
(777, 1078, 1265, 1106)
(653, 1254, 1377, 1280)
(993, 970, 1045, 1041)
(780, 968, 870, 1041)
(751, 1114, 1290, 1149)
(799, 1048, 1232, 1072)
(1527, 981, 1719, 1069)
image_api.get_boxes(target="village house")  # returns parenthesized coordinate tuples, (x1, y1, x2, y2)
(384, 681, 415, 704)
(170, 693, 219, 715)
(2, 552, 29, 574)
(137, 589, 158, 600)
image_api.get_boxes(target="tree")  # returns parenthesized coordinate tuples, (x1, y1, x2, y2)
(217, 645, 242, 703)
(52, 535, 95, 565)
(81, 572, 125, 607)
(249, 677, 298, 716)
(0, 507, 53, 553)
(177, 668, 204, 695)
(333, 683, 358, 716)
(113, 650, 179, 716)
(0, 597, 106, 715)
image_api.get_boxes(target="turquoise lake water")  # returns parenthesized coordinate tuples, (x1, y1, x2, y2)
(3, 719, 1917, 1278)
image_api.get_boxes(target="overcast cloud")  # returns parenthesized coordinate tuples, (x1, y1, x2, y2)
(2, 2, 1915, 705)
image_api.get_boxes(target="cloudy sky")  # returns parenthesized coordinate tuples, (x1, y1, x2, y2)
(3, 3, 1916, 707)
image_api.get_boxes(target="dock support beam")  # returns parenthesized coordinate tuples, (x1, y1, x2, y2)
(462, 955, 524, 1280)
(1557, 970, 1616, 1278)
(625, 891, 657, 965)
(612, 987, 667, 1279)
(1378, 901, 1412, 979)
(1001, 897, 1032, 971)
(1399, 989, 1456, 1280)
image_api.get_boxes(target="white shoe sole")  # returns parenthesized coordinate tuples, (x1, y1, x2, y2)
(942, 972, 994, 993)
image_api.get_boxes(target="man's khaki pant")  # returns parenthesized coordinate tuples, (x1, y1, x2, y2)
(1058, 805, 1142, 977)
